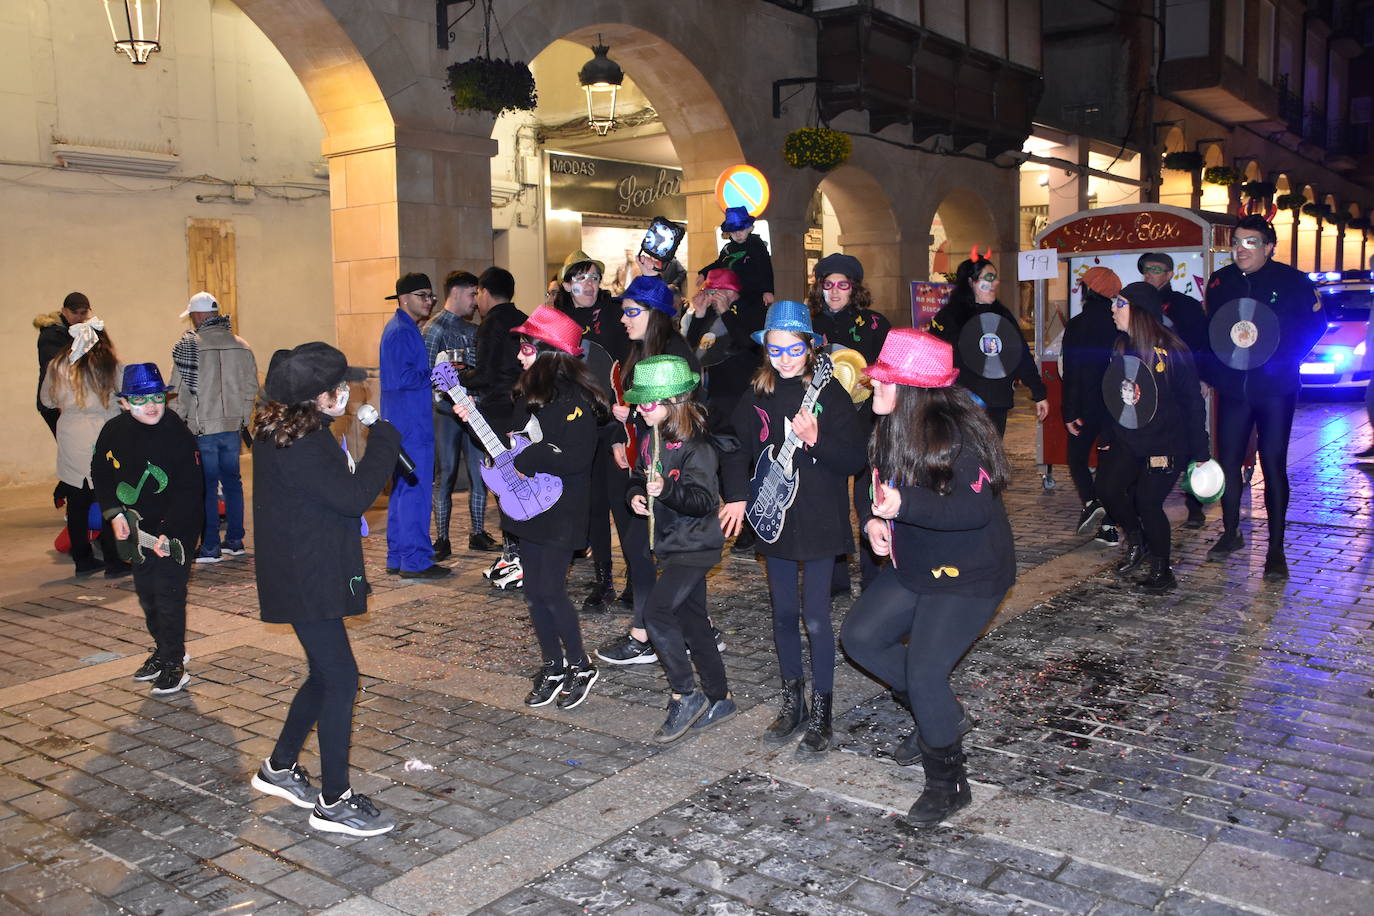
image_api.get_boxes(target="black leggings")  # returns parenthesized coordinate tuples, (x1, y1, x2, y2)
(609, 492, 656, 629)
(1065, 414, 1106, 506)
(1215, 392, 1296, 546)
(765, 557, 836, 693)
(274, 619, 358, 802)
(643, 563, 727, 702)
(133, 555, 189, 664)
(521, 539, 587, 668)
(1095, 442, 1183, 562)
(841, 569, 1002, 747)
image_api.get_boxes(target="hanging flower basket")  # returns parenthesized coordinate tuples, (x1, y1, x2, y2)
(1203, 166, 1240, 187)
(1240, 180, 1276, 199)
(1275, 193, 1304, 211)
(1301, 202, 1323, 218)
(1327, 209, 1352, 226)
(1350, 216, 1370, 231)
(1162, 151, 1202, 172)
(447, 57, 537, 116)
(783, 127, 852, 172)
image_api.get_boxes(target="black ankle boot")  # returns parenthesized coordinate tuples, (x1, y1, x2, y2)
(1263, 549, 1288, 581)
(581, 563, 613, 612)
(906, 739, 972, 827)
(799, 692, 833, 754)
(1138, 555, 1177, 593)
(1114, 534, 1146, 577)
(763, 678, 807, 743)
(617, 580, 634, 608)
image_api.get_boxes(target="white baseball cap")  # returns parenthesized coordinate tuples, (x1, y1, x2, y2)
(180, 291, 219, 318)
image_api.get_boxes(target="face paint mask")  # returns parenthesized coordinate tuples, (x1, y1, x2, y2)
(322, 385, 349, 417)
(334, 386, 350, 412)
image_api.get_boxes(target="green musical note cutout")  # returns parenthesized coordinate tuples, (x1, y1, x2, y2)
(115, 461, 169, 505)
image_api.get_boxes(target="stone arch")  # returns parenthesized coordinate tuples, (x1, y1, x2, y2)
(812, 165, 903, 324)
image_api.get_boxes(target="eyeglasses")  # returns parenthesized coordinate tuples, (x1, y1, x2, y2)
(518, 341, 538, 357)
(977, 273, 999, 283)
(622, 305, 646, 319)
(408, 291, 437, 301)
(766, 342, 809, 358)
(822, 280, 853, 291)
(127, 393, 166, 405)
(1141, 265, 1171, 275)
(1232, 236, 1264, 250)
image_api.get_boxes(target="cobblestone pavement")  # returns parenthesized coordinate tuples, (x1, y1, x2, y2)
(0, 402, 1370, 914)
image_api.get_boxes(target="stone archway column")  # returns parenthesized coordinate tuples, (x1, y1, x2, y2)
(324, 129, 498, 368)
(838, 230, 904, 327)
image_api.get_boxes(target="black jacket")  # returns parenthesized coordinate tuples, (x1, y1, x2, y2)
(1100, 345, 1210, 464)
(930, 300, 1047, 410)
(628, 434, 723, 566)
(91, 411, 203, 551)
(557, 290, 630, 364)
(1060, 293, 1118, 425)
(618, 334, 701, 450)
(716, 234, 774, 307)
(1162, 288, 1208, 357)
(812, 305, 892, 365)
(35, 312, 70, 413)
(857, 447, 1015, 598)
(1203, 259, 1325, 399)
(683, 299, 766, 434)
(725, 375, 867, 560)
(462, 301, 528, 434)
(503, 384, 599, 550)
(251, 416, 401, 623)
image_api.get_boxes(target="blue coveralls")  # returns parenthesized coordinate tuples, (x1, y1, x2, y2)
(380, 309, 435, 572)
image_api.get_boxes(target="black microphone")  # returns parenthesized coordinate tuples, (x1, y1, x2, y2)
(356, 404, 416, 475)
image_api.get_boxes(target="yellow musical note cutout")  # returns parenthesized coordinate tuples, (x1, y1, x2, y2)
(105, 450, 120, 469)
(930, 566, 961, 579)
(566, 406, 583, 421)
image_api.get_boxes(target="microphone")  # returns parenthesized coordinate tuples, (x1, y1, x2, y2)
(356, 404, 416, 476)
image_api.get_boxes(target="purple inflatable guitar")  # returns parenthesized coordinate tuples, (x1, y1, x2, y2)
(431, 362, 563, 521)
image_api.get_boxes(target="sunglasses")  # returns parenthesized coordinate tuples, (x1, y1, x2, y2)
(822, 280, 853, 291)
(766, 342, 809, 358)
(127, 393, 166, 405)
(622, 305, 647, 319)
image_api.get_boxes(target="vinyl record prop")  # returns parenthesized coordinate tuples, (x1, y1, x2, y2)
(692, 313, 731, 367)
(1101, 354, 1158, 429)
(957, 313, 1023, 380)
(1208, 297, 1281, 370)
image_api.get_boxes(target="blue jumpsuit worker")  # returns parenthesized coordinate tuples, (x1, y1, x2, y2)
(381, 273, 446, 577)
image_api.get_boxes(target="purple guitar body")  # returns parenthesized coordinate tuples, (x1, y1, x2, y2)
(430, 362, 563, 521)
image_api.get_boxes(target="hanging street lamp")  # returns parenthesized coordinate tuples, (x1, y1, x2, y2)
(578, 39, 623, 136)
(104, 0, 162, 65)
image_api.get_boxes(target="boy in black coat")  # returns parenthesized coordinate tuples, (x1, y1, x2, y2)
(716, 206, 775, 312)
(92, 364, 203, 695)
(1061, 267, 1123, 542)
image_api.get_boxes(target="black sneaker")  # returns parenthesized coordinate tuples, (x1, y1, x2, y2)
(132, 652, 162, 682)
(250, 760, 317, 809)
(222, 540, 247, 556)
(654, 691, 708, 743)
(1263, 551, 1289, 581)
(1076, 499, 1106, 535)
(1093, 525, 1121, 546)
(730, 528, 757, 556)
(150, 665, 189, 695)
(1185, 508, 1207, 529)
(712, 626, 726, 653)
(104, 562, 133, 579)
(308, 789, 394, 837)
(399, 564, 452, 579)
(431, 538, 452, 562)
(1207, 530, 1244, 560)
(691, 697, 738, 731)
(596, 634, 656, 665)
(556, 662, 599, 709)
(525, 664, 566, 708)
(468, 531, 499, 552)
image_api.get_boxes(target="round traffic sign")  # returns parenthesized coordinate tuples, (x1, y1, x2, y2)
(715, 165, 770, 217)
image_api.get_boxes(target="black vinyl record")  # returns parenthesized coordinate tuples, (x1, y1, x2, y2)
(1101, 354, 1158, 429)
(957, 313, 1023, 380)
(1209, 297, 1281, 370)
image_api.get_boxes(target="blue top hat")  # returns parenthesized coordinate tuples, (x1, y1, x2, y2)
(118, 363, 173, 398)
(616, 275, 677, 317)
(720, 206, 756, 234)
(752, 300, 817, 346)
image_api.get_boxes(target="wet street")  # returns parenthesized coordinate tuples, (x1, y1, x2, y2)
(0, 400, 1371, 915)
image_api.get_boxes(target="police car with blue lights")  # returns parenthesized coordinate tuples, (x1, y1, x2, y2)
(1299, 270, 1374, 391)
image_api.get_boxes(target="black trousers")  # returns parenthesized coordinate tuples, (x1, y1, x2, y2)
(841, 569, 1002, 748)
(61, 482, 117, 570)
(765, 557, 836, 693)
(1066, 413, 1106, 506)
(831, 471, 881, 595)
(986, 407, 1009, 438)
(1215, 391, 1296, 547)
(274, 618, 359, 802)
(609, 492, 656, 629)
(133, 554, 189, 663)
(521, 539, 587, 667)
(1095, 443, 1182, 563)
(643, 562, 727, 701)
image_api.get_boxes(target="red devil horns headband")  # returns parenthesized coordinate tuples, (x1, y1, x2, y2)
(969, 245, 994, 262)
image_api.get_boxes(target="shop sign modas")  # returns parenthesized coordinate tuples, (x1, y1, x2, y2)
(1041, 210, 1203, 253)
(548, 153, 685, 221)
